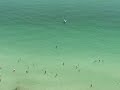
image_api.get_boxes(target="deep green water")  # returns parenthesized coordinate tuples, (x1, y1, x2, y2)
(0, 0, 120, 59)
(0, 0, 120, 90)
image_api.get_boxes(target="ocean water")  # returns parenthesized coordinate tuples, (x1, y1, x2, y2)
(0, 0, 120, 90)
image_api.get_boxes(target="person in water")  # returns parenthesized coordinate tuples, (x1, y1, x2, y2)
(62, 62, 64, 66)
(90, 84, 93, 88)
(56, 45, 58, 49)
(44, 70, 46, 75)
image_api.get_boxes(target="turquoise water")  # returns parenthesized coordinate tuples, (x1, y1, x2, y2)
(0, 0, 120, 90)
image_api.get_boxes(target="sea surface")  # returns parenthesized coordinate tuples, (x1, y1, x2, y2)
(0, 0, 120, 90)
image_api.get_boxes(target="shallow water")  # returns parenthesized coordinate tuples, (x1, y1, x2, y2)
(0, 0, 120, 90)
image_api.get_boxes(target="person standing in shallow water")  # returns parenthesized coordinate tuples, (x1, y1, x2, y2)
(44, 70, 46, 75)
(90, 84, 93, 88)
(56, 45, 58, 49)
(55, 73, 58, 78)
(62, 62, 64, 66)
(26, 70, 29, 73)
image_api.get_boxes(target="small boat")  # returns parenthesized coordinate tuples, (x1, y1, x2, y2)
(63, 19, 67, 24)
